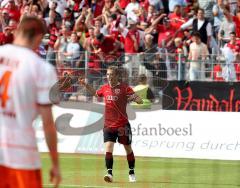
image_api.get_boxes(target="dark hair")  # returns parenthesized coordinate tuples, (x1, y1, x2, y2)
(230, 31, 236, 36)
(17, 16, 46, 40)
(223, 5, 230, 13)
(191, 31, 201, 39)
(197, 8, 205, 13)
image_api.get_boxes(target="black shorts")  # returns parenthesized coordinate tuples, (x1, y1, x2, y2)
(103, 123, 132, 145)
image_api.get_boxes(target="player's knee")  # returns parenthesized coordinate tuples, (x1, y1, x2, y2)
(105, 142, 114, 152)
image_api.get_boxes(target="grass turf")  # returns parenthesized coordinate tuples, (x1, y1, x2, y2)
(41, 153, 240, 188)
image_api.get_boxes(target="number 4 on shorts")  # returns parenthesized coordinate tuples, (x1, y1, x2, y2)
(0, 71, 12, 108)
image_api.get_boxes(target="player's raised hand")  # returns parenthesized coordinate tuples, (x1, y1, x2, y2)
(50, 165, 61, 188)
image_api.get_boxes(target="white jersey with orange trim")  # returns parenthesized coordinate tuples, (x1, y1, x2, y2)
(0, 44, 57, 169)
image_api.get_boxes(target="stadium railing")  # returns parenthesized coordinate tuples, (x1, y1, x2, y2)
(44, 51, 240, 101)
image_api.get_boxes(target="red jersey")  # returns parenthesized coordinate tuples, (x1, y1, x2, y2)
(94, 36, 116, 54)
(5, 7, 21, 21)
(226, 42, 240, 53)
(157, 25, 175, 47)
(124, 30, 140, 53)
(168, 13, 186, 35)
(96, 83, 135, 128)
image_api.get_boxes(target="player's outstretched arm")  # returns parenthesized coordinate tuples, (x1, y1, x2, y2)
(39, 105, 61, 188)
(79, 78, 98, 97)
(128, 94, 143, 104)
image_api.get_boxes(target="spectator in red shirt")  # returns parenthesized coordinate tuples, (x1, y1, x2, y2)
(157, 17, 176, 49)
(84, 27, 103, 101)
(79, 66, 143, 183)
(0, 26, 14, 45)
(62, 8, 75, 30)
(224, 32, 240, 53)
(120, 19, 141, 54)
(5, 0, 21, 22)
(92, 33, 121, 66)
(118, 19, 144, 82)
(168, 5, 186, 34)
(224, 31, 240, 80)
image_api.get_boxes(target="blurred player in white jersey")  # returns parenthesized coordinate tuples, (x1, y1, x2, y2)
(0, 16, 61, 187)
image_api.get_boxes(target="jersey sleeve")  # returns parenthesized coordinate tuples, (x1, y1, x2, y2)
(126, 85, 137, 102)
(126, 85, 135, 96)
(36, 61, 58, 105)
(96, 85, 105, 97)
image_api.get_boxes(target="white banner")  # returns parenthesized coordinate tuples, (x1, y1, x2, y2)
(35, 106, 240, 160)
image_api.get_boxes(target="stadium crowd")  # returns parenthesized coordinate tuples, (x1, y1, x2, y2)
(0, 0, 240, 82)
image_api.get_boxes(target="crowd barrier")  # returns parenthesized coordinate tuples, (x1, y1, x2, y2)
(46, 51, 240, 101)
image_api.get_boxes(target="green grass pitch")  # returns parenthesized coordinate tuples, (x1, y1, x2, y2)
(41, 153, 240, 188)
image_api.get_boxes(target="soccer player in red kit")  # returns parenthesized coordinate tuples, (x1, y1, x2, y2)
(79, 66, 143, 183)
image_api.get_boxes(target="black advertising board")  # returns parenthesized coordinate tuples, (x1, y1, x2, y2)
(162, 81, 240, 112)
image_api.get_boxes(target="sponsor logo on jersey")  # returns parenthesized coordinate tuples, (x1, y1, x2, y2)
(106, 95, 118, 102)
(115, 88, 120, 94)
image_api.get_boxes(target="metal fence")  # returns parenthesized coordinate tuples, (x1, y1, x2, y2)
(47, 51, 240, 101)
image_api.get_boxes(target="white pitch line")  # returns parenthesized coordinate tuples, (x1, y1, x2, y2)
(43, 184, 120, 188)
